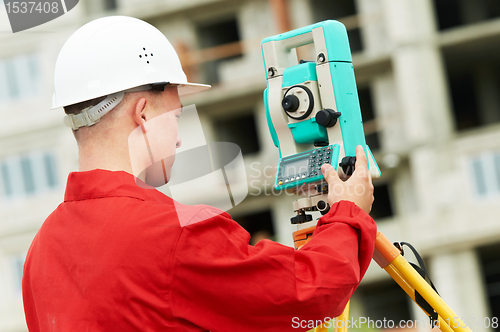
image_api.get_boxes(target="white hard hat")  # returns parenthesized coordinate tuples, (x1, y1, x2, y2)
(52, 16, 210, 110)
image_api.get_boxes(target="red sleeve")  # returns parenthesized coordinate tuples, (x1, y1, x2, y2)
(170, 200, 376, 331)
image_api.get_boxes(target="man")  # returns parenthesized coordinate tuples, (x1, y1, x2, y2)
(22, 16, 377, 331)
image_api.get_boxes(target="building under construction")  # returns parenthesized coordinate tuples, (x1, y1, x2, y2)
(1, 0, 499, 331)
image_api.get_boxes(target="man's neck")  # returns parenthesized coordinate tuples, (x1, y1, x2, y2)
(78, 146, 135, 177)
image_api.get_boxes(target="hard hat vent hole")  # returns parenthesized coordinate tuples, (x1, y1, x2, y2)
(139, 48, 152, 64)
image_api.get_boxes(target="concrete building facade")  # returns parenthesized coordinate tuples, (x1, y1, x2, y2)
(0, 0, 499, 331)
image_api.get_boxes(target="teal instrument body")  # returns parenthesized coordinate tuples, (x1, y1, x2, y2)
(261, 20, 380, 191)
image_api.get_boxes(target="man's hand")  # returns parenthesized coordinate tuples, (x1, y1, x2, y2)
(321, 145, 374, 214)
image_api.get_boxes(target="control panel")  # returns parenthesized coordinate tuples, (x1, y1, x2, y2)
(275, 144, 340, 190)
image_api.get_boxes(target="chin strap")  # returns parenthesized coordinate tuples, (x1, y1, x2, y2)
(63, 82, 170, 131)
(64, 92, 125, 130)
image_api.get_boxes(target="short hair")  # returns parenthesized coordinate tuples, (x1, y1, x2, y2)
(63, 96, 107, 115)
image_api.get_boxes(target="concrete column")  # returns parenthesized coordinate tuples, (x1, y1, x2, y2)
(289, 0, 314, 28)
(356, 0, 389, 56)
(381, 0, 454, 147)
(371, 73, 406, 154)
(429, 249, 492, 332)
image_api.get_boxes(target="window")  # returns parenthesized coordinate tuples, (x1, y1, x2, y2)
(433, 0, 500, 31)
(469, 152, 500, 198)
(445, 57, 500, 131)
(370, 183, 394, 220)
(310, 0, 363, 53)
(358, 86, 380, 152)
(12, 253, 26, 295)
(448, 72, 480, 131)
(0, 151, 59, 200)
(0, 54, 41, 105)
(233, 209, 275, 245)
(21, 157, 35, 194)
(103, 0, 117, 11)
(196, 17, 242, 84)
(213, 112, 261, 155)
(478, 242, 500, 331)
(355, 280, 412, 324)
(84, 0, 117, 14)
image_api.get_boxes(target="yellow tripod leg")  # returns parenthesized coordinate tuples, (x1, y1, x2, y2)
(312, 300, 349, 332)
(391, 255, 471, 332)
(374, 232, 472, 332)
(334, 301, 350, 332)
(313, 322, 329, 332)
(385, 264, 454, 332)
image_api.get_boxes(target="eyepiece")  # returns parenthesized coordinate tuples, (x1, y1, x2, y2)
(282, 95, 300, 113)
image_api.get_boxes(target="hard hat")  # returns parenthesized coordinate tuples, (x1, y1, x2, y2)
(52, 16, 210, 111)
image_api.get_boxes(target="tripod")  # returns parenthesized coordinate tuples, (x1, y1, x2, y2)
(291, 191, 472, 332)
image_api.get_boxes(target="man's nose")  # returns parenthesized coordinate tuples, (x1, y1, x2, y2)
(176, 136, 182, 149)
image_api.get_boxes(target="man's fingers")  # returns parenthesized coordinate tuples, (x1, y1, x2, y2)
(354, 145, 368, 171)
(321, 164, 340, 184)
(338, 165, 349, 181)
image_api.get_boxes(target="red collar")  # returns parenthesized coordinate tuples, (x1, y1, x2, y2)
(64, 169, 170, 204)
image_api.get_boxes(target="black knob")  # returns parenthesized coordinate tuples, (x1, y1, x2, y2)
(316, 109, 341, 127)
(317, 200, 330, 215)
(339, 156, 356, 176)
(282, 95, 300, 113)
(290, 213, 313, 224)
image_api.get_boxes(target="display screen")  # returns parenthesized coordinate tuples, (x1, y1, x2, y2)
(283, 158, 308, 177)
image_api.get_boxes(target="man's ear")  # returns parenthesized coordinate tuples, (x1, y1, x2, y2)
(133, 97, 148, 133)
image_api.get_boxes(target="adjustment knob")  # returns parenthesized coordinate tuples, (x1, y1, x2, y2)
(339, 156, 356, 176)
(290, 213, 313, 225)
(316, 109, 341, 127)
(317, 200, 330, 215)
(282, 95, 300, 113)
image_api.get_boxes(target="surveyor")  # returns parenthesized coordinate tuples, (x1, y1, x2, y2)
(22, 16, 377, 331)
